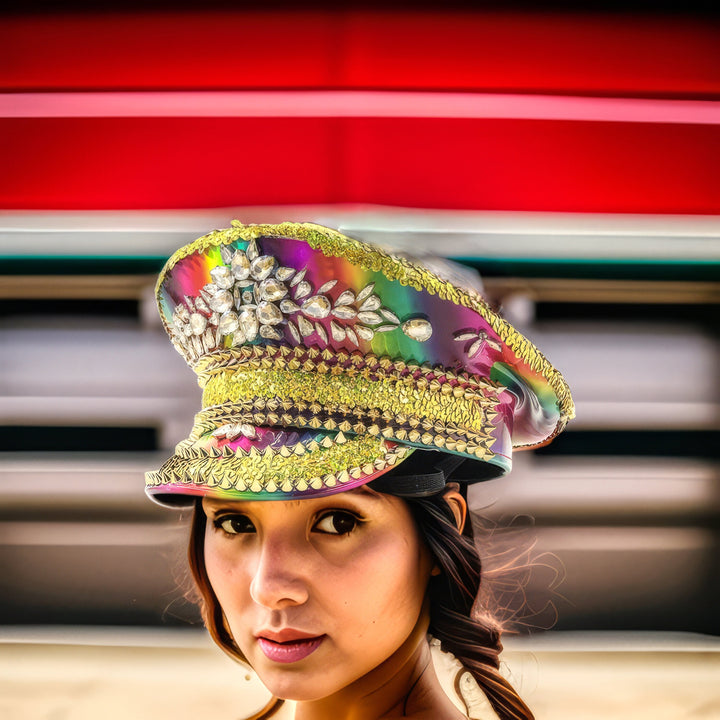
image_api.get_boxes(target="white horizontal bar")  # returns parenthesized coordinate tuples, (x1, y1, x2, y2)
(1, 207, 718, 261)
(2, 91, 719, 125)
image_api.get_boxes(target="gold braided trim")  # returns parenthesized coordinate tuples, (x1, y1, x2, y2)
(204, 366, 494, 431)
(145, 434, 412, 495)
(156, 221, 574, 425)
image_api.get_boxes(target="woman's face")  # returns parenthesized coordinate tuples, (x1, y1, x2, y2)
(202, 487, 433, 702)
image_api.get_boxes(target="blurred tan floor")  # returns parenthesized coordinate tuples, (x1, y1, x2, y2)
(0, 628, 717, 720)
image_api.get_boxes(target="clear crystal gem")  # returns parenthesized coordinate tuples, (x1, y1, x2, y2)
(317, 279, 337, 294)
(174, 304, 190, 322)
(239, 424, 257, 439)
(356, 283, 375, 304)
(332, 305, 356, 320)
(189, 313, 207, 335)
(210, 265, 234, 289)
(194, 295, 211, 314)
(358, 311, 383, 325)
(376, 324, 396, 333)
(359, 294, 381, 311)
(242, 290, 255, 305)
(239, 307, 259, 341)
(280, 299, 300, 314)
(250, 255, 275, 281)
(256, 301, 283, 325)
(287, 320, 301, 344)
(402, 318, 433, 342)
(218, 311, 239, 335)
(301, 295, 331, 319)
(207, 290, 233, 313)
(220, 245, 234, 264)
(315, 322, 328, 344)
(260, 325, 283, 340)
(345, 327, 358, 346)
(380, 308, 400, 324)
(294, 281, 311, 299)
(298, 315, 314, 337)
(335, 290, 355, 306)
(183, 323, 194, 337)
(290, 268, 306, 287)
(246, 239, 259, 262)
(330, 321, 346, 342)
(275, 266, 295, 282)
(259, 278, 288, 302)
(231, 251, 251, 280)
(355, 325, 374, 341)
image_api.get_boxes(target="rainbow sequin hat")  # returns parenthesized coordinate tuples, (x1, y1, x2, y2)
(145, 221, 574, 506)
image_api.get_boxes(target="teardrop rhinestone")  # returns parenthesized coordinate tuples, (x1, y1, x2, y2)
(301, 295, 332, 319)
(355, 325, 374, 341)
(203, 328, 216, 350)
(194, 295, 211, 315)
(317, 279, 337, 295)
(260, 324, 283, 340)
(256, 301, 283, 325)
(332, 305, 356, 320)
(294, 281, 311, 299)
(402, 318, 433, 342)
(380, 308, 400, 324)
(358, 311, 383, 325)
(191, 335, 203, 356)
(239, 308, 259, 341)
(183, 323, 194, 337)
(375, 324, 396, 333)
(207, 289, 233, 313)
(468, 338, 484, 358)
(330, 321, 346, 342)
(280, 299, 300, 314)
(356, 283, 375, 304)
(454, 331, 476, 342)
(233, 286, 243, 309)
(271, 267, 292, 283)
(231, 251, 251, 280)
(315, 322, 328, 344)
(345, 327, 359, 346)
(218, 310, 239, 335)
(220, 245, 234, 264)
(189, 313, 207, 335)
(359, 294, 381, 312)
(210, 265, 234, 289)
(290, 268, 306, 287)
(184, 295, 196, 312)
(335, 289, 355, 306)
(174, 304, 190, 322)
(287, 320, 301, 344)
(250, 255, 276, 281)
(246, 238, 259, 262)
(298, 315, 314, 337)
(259, 278, 288, 302)
(209, 312, 220, 325)
(239, 423, 257, 439)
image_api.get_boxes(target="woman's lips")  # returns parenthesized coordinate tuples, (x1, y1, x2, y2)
(257, 635, 325, 664)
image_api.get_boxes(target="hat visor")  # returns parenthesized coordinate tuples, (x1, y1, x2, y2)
(145, 424, 414, 508)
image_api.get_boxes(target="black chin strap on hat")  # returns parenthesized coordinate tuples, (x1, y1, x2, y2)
(369, 453, 467, 497)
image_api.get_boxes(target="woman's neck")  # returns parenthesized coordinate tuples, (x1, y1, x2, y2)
(292, 622, 464, 720)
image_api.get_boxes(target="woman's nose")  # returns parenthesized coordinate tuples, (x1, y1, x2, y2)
(249, 535, 310, 609)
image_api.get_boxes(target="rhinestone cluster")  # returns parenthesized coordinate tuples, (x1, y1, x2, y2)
(454, 329, 503, 358)
(168, 237, 433, 364)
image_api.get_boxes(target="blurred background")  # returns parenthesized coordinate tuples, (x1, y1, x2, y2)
(1, 4, 718, 719)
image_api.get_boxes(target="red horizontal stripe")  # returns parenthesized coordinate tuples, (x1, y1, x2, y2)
(1, 11, 718, 97)
(2, 117, 717, 213)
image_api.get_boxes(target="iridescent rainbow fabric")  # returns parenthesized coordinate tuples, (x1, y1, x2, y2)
(145, 222, 574, 506)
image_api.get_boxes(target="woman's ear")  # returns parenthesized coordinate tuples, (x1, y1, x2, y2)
(443, 483, 467, 533)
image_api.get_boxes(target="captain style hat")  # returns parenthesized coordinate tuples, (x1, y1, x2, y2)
(146, 222, 574, 506)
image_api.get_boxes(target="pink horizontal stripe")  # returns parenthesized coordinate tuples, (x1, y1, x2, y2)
(1, 91, 719, 125)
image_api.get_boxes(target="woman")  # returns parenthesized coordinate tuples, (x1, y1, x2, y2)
(146, 221, 574, 719)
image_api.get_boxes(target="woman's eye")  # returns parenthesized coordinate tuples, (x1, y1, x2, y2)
(215, 515, 255, 535)
(314, 511, 359, 536)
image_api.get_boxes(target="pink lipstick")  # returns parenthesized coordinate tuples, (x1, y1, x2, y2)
(257, 633, 325, 664)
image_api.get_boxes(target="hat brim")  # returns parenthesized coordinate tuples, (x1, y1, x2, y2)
(145, 424, 415, 507)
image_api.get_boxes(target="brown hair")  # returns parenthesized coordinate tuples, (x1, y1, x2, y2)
(187, 490, 533, 720)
